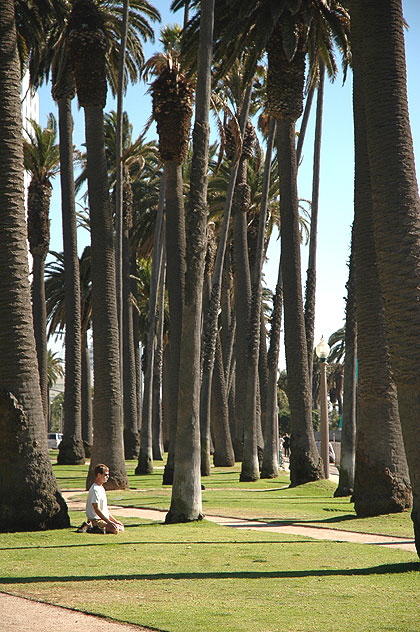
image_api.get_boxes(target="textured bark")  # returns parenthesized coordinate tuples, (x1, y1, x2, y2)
(352, 17, 411, 517)
(56, 97, 84, 466)
(200, 87, 252, 473)
(83, 107, 127, 491)
(122, 182, 140, 460)
(232, 159, 253, 469)
(351, 0, 418, 536)
(261, 269, 283, 479)
(27, 176, 50, 423)
(166, 0, 214, 522)
(162, 163, 186, 486)
(0, 1, 69, 531)
(30, 254, 49, 424)
(81, 331, 93, 456)
(247, 119, 277, 480)
(304, 63, 324, 384)
(211, 333, 235, 467)
(138, 178, 165, 471)
(335, 240, 357, 497)
(277, 120, 322, 486)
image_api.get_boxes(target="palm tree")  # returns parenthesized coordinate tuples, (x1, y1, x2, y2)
(136, 176, 166, 474)
(144, 26, 194, 487)
(351, 31, 411, 517)
(265, 6, 349, 487)
(77, 111, 159, 460)
(165, 0, 215, 523)
(47, 349, 64, 430)
(0, 0, 69, 531)
(334, 248, 357, 498)
(179, 0, 350, 486)
(23, 114, 60, 425)
(45, 248, 94, 454)
(350, 0, 420, 543)
(67, 0, 128, 489)
(27, 0, 159, 473)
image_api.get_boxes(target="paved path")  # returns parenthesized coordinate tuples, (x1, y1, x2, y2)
(64, 489, 417, 553)
(1, 487, 416, 631)
(0, 592, 152, 632)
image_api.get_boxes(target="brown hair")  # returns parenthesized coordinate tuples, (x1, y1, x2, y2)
(94, 463, 109, 476)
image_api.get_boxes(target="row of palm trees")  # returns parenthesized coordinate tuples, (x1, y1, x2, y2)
(2, 0, 420, 555)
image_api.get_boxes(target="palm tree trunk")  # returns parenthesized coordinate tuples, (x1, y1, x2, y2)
(335, 238, 357, 497)
(199, 84, 253, 472)
(166, 0, 214, 522)
(211, 332, 235, 466)
(152, 262, 166, 460)
(232, 159, 252, 464)
(0, 1, 69, 531)
(122, 214, 140, 459)
(162, 163, 186, 486)
(352, 53, 411, 517)
(81, 329, 93, 456)
(83, 105, 127, 490)
(296, 83, 315, 166)
(56, 96, 84, 465)
(31, 254, 49, 424)
(277, 120, 322, 486)
(304, 63, 324, 384)
(262, 265, 283, 478)
(243, 118, 277, 481)
(137, 176, 165, 474)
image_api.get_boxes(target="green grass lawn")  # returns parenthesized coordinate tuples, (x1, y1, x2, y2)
(1, 457, 418, 632)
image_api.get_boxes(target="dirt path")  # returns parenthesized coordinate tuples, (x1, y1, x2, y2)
(1, 488, 416, 631)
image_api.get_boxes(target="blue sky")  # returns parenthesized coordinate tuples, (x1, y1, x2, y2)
(39, 1, 420, 363)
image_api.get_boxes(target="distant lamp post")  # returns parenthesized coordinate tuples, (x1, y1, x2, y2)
(316, 336, 330, 479)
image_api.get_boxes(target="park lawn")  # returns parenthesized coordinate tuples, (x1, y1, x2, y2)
(53, 459, 415, 539)
(0, 515, 418, 632)
(54, 461, 413, 538)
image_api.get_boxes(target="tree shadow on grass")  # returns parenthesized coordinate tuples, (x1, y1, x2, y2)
(0, 538, 325, 552)
(0, 561, 418, 585)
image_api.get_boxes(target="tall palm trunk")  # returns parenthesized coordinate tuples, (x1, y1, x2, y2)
(199, 85, 253, 474)
(351, 0, 420, 550)
(81, 328, 93, 455)
(262, 266, 283, 479)
(161, 162, 186, 485)
(30, 253, 49, 423)
(211, 332, 235, 466)
(166, 0, 214, 523)
(122, 172, 140, 459)
(83, 105, 128, 489)
(277, 120, 322, 485)
(55, 96, 85, 465)
(0, 0, 69, 531)
(137, 176, 166, 474)
(253, 118, 278, 479)
(267, 21, 321, 485)
(152, 260, 166, 460)
(304, 63, 324, 383)
(52, 55, 85, 465)
(242, 118, 276, 481)
(335, 238, 357, 497)
(352, 49, 411, 517)
(68, 0, 127, 489)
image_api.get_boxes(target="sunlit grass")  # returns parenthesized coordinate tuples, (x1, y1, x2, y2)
(0, 515, 418, 632)
(52, 457, 415, 539)
(1, 456, 418, 631)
